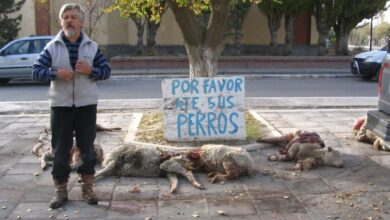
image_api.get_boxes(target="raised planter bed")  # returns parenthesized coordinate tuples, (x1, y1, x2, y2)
(111, 56, 352, 70)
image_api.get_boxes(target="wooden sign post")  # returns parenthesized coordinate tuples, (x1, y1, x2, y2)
(162, 76, 245, 141)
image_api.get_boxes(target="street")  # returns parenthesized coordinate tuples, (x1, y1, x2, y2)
(0, 76, 378, 102)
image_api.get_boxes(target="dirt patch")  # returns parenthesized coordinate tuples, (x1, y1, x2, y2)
(135, 111, 268, 147)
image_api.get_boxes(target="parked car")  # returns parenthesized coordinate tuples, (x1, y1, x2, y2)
(0, 35, 53, 84)
(351, 45, 388, 80)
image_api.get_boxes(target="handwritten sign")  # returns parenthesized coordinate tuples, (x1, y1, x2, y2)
(162, 76, 245, 141)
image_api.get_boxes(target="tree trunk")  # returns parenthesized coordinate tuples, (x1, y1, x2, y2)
(335, 31, 350, 56)
(284, 15, 295, 55)
(267, 16, 281, 46)
(167, 0, 230, 78)
(130, 16, 145, 55)
(233, 31, 242, 55)
(334, 18, 350, 56)
(146, 20, 160, 55)
(317, 30, 328, 56)
(186, 44, 223, 78)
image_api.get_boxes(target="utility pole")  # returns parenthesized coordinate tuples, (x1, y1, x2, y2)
(370, 17, 373, 51)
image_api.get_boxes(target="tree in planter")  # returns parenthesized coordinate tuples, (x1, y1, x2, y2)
(82, 0, 111, 40)
(145, 1, 167, 55)
(332, 0, 386, 55)
(280, 0, 311, 55)
(129, 14, 146, 55)
(257, 0, 283, 54)
(0, 0, 25, 47)
(311, 0, 336, 56)
(224, 0, 252, 56)
(107, 0, 232, 78)
(106, 1, 166, 56)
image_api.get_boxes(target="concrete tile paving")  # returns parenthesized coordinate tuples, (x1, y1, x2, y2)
(1, 109, 390, 219)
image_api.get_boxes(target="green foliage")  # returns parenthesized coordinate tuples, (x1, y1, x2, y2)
(257, 0, 283, 46)
(0, 0, 25, 47)
(257, 0, 283, 20)
(281, 0, 311, 17)
(350, 22, 390, 47)
(224, 0, 252, 55)
(332, 0, 387, 55)
(106, 0, 211, 22)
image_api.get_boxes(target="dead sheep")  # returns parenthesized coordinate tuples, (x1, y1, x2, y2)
(186, 144, 254, 183)
(267, 143, 344, 171)
(353, 117, 386, 151)
(32, 126, 106, 170)
(257, 130, 325, 154)
(93, 144, 204, 193)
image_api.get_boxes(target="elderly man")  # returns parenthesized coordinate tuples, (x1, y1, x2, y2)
(32, 3, 111, 209)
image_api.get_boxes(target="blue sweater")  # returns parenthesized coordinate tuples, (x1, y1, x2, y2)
(32, 32, 111, 82)
(32, 31, 111, 107)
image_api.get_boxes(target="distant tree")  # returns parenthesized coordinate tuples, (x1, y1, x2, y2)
(224, 1, 252, 55)
(107, 0, 232, 78)
(280, 0, 312, 55)
(0, 0, 25, 47)
(349, 24, 370, 47)
(106, 1, 166, 56)
(257, 0, 283, 47)
(373, 22, 390, 46)
(145, 1, 167, 55)
(128, 14, 146, 55)
(82, 0, 111, 40)
(311, 0, 336, 56)
(333, 0, 387, 55)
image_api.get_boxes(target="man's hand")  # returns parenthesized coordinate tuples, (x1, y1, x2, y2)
(75, 60, 92, 75)
(56, 69, 74, 81)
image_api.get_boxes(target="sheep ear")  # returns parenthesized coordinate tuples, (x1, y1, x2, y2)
(327, 147, 333, 152)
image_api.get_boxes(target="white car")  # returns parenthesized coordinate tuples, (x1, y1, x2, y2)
(0, 35, 53, 84)
(351, 45, 388, 80)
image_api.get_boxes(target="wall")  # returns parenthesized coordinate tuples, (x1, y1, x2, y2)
(18, 0, 36, 37)
(27, 0, 318, 54)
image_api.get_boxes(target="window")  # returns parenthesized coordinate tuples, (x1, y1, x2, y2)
(3, 40, 30, 55)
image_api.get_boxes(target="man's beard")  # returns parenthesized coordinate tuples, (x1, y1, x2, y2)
(64, 28, 76, 38)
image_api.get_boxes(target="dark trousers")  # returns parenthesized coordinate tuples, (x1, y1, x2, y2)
(50, 105, 97, 182)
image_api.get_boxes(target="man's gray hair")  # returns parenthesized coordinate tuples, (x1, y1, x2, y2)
(59, 3, 85, 22)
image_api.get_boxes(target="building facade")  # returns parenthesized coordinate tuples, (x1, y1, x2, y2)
(20, 1, 319, 57)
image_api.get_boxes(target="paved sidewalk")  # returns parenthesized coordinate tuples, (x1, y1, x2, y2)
(1, 101, 390, 219)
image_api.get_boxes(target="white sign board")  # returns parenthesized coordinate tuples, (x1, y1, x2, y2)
(162, 76, 245, 141)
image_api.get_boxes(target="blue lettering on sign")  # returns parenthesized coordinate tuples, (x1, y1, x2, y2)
(176, 111, 240, 138)
(229, 112, 239, 134)
(171, 79, 199, 95)
(188, 113, 195, 136)
(171, 77, 243, 139)
(226, 96, 234, 109)
(217, 112, 227, 134)
(172, 79, 180, 95)
(175, 97, 200, 110)
(177, 114, 187, 138)
(196, 112, 206, 136)
(208, 97, 215, 109)
(192, 97, 199, 110)
(235, 78, 243, 92)
(207, 112, 217, 135)
(202, 77, 243, 94)
(207, 96, 235, 109)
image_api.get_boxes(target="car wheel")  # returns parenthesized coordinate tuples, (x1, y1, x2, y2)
(362, 74, 376, 80)
(0, 78, 10, 84)
(373, 67, 382, 82)
(362, 66, 381, 81)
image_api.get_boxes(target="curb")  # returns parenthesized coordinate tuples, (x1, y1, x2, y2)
(110, 73, 355, 80)
(0, 97, 378, 115)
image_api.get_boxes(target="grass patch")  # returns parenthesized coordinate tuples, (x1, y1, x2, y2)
(136, 111, 267, 147)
